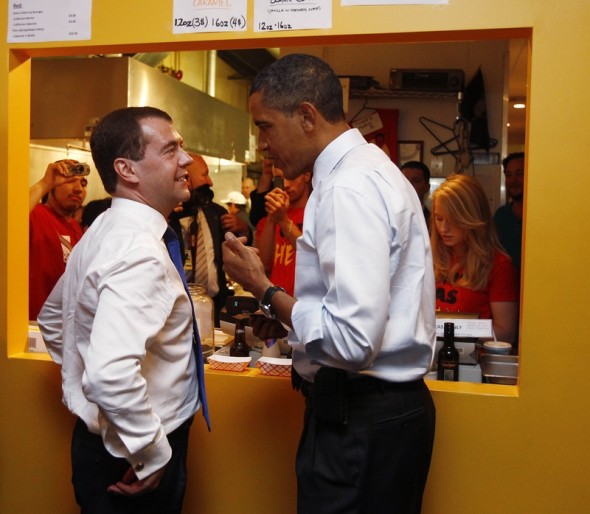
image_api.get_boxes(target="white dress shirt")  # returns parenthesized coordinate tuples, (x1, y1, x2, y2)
(290, 129, 436, 382)
(38, 198, 199, 480)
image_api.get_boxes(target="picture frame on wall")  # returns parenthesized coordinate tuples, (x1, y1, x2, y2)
(397, 141, 424, 166)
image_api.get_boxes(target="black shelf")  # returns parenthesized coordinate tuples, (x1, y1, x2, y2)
(350, 89, 461, 100)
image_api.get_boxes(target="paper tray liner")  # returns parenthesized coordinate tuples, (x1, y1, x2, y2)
(207, 354, 251, 372)
(256, 357, 292, 377)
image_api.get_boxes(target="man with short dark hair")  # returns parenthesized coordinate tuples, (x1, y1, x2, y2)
(39, 107, 207, 514)
(494, 152, 525, 272)
(222, 54, 436, 514)
(29, 160, 87, 320)
(400, 160, 432, 226)
(168, 152, 252, 322)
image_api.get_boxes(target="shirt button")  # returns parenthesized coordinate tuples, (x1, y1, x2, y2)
(134, 462, 144, 472)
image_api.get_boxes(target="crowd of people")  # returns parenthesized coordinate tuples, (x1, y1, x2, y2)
(30, 53, 524, 514)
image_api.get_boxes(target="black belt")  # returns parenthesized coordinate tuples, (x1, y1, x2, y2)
(298, 373, 423, 398)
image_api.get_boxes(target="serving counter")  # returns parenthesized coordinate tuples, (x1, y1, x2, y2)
(183, 365, 304, 514)
(181, 357, 516, 514)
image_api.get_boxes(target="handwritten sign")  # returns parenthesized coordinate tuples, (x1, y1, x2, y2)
(351, 111, 384, 136)
(173, 0, 247, 34)
(254, 0, 332, 33)
(8, 0, 92, 43)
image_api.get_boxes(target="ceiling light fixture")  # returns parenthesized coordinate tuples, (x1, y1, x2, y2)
(513, 102, 526, 109)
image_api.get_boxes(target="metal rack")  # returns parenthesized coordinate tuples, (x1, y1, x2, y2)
(350, 89, 461, 100)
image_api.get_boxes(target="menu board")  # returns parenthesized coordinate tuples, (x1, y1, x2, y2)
(7, 0, 92, 43)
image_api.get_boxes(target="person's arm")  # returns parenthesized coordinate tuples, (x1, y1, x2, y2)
(220, 212, 253, 246)
(486, 252, 520, 343)
(249, 160, 281, 227)
(222, 232, 296, 331)
(37, 275, 65, 364)
(29, 160, 80, 212)
(264, 188, 301, 249)
(84, 250, 175, 486)
(489, 301, 518, 343)
(255, 188, 291, 273)
(255, 216, 276, 275)
(257, 158, 274, 193)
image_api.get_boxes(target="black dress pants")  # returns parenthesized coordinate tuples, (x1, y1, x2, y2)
(296, 378, 435, 514)
(71, 417, 193, 514)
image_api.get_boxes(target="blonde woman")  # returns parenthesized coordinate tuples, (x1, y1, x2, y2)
(431, 173, 519, 344)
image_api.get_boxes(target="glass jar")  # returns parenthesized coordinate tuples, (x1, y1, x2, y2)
(187, 284, 215, 358)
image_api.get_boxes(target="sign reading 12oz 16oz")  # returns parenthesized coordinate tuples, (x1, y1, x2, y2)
(173, 0, 247, 34)
(254, 0, 332, 32)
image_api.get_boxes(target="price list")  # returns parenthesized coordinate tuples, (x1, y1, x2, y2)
(174, 14, 246, 31)
(173, 0, 247, 34)
(8, 0, 92, 42)
(254, 0, 331, 33)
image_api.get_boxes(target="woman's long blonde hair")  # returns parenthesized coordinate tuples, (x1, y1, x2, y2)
(430, 173, 505, 291)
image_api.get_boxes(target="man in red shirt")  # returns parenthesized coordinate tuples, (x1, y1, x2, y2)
(255, 171, 311, 296)
(29, 160, 88, 320)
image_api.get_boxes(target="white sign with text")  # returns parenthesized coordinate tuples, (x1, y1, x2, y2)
(173, 0, 247, 33)
(8, 0, 92, 42)
(254, 0, 331, 33)
(435, 318, 493, 339)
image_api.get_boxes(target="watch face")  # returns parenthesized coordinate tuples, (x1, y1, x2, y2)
(259, 302, 275, 319)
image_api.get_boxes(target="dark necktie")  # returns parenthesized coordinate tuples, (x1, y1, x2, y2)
(163, 226, 211, 430)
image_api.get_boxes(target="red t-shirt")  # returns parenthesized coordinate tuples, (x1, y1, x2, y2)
(29, 204, 83, 320)
(256, 207, 305, 297)
(435, 251, 519, 319)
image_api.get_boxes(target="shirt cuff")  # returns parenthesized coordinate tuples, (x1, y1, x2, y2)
(128, 425, 172, 481)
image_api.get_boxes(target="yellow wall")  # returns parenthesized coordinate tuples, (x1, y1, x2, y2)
(2, 1, 590, 513)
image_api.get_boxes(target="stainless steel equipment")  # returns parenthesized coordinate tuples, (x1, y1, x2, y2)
(30, 57, 250, 162)
(479, 354, 518, 385)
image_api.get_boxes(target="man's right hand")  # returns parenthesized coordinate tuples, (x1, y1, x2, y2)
(107, 465, 166, 497)
(29, 160, 82, 213)
(41, 160, 80, 189)
(250, 313, 289, 340)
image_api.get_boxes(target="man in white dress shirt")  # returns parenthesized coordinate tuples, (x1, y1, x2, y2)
(38, 107, 204, 514)
(222, 54, 436, 514)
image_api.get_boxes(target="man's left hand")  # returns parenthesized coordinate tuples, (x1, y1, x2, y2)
(221, 213, 249, 237)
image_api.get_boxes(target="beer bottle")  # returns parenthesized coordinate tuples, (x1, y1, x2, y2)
(230, 314, 250, 357)
(437, 322, 459, 381)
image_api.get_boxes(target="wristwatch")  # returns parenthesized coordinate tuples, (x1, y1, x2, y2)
(259, 285, 286, 319)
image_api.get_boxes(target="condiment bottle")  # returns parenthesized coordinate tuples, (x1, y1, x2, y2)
(230, 314, 250, 357)
(437, 322, 459, 381)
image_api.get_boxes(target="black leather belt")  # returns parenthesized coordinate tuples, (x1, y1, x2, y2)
(300, 374, 423, 398)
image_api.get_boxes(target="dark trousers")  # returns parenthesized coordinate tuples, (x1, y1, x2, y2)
(71, 417, 193, 514)
(296, 377, 436, 514)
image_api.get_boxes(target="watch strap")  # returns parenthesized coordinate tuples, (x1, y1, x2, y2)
(260, 285, 286, 318)
(261, 285, 285, 306)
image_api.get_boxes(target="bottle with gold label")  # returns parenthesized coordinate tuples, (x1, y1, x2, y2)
(437, 322, 459, 381)
(230, 314, 250, 358)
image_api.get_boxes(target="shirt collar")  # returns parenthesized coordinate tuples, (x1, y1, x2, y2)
(312, 128, 367, 191)
(110, 197, 169, 240)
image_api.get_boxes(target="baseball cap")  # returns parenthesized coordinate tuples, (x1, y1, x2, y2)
(221, 191, 247, 205)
